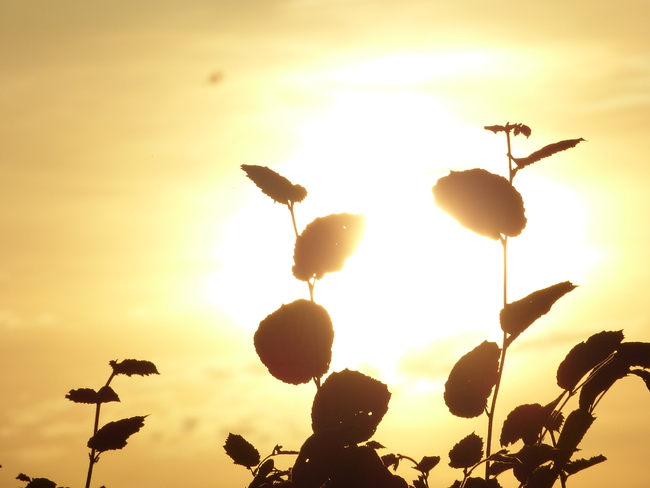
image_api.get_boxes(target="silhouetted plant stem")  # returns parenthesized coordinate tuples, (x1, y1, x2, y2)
(288, 202, 299, 238)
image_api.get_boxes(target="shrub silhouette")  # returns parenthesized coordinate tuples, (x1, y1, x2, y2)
(227, 123, 650, 488)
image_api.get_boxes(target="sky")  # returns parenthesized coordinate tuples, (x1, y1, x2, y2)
(1, 1, 650, 487)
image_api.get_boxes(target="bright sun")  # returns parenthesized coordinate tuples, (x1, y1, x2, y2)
(207, 53, 599, 384)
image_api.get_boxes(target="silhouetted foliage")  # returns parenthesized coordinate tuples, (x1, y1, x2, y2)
(448, 433, 484, 469)
(88, 416, 147, 453)
(510, 138, 586, 169)
(224, 433, 261, 468)
(254, 299, 334, 385)
(432, 168, 526, 240)
(65, 386, 120, 404)
(241, 164, 308, 205)
(110, 359, 159, 377)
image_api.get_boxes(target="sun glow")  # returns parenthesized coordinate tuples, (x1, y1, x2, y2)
(207, 53, 600, 385)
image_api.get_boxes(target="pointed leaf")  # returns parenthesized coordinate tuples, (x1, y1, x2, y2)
(97, 386, 120, 403)
(65, 388, 99, 404)
(433, 169, 526, 240)
(88, 416, 147, 452)
(292, 213, 365, 281)
(223, 433, 261, 468)
(448, 433, 483, 469)
(556, 330, 624, 391)
(556, 409, 595, 464)
(444, 341, 501, 418)
(110, 359, 159, 377)
(511, 138, 585, 169)
(254, 299, 334, 385)
(500, 403, 546, 447)
(484, 125, 506, 134)
(564, 455, 607, 475)
(415, 455, 441, 474)
(241, 164, 307, 205)
(311, 369, 391, 445)
(501, 282, 577, 344)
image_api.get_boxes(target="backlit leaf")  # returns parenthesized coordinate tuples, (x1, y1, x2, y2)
(578, 355, 629, 411)
(433, 169, 526, 240)
(556, 409, 595, 464)
(511, 138, 585, 169)
(292, 431, 345, 488)
(556, 330, 624, 391)
(88, 416, 146, 452)
(292, 213, 365, 281)
(564, 455, 607, 475)
(110, 359, 159, 377)
(415, 455, 440, 474)
(254, 299, 334, 385)
(616, 341, 650, 368)
(66, 388, 100, 404)
(241, 164, 307, 205)
(448, 433, 483, 469)
(501, 282, 577, 344)
(500, 403, 545, 447)
(311, 369, 391, 445)
(223, 433, 260, 469)
(327, 445, 409, 488)
(630, 369, 650, 391)
(24, 479, 57, 488)
(444, 341, 501, 418)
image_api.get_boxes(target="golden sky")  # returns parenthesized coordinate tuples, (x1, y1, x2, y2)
(2, 1, 650, 487)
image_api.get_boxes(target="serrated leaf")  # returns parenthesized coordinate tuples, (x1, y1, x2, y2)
(223, 433, 261, 468)
(110, 359, 159, 377)
(311, 369, 391, 445)
(500, 282, 577, 344)
(65, 388, 99, 404)
(241, 164, 307, 205)
(484, 125, 506, 134)
(254, 299, 334, 385)
(415, 455, 440, 474)
(556, 330, 624, 391)
(556, 409, 595, 463)
(511, 138, 585, 169)
(444, 341, 501, 418)
(564, 455, 607, 475)
(292, 213, 365, 281)
(88, 416, 147, 452)
(448, 433, 483, 469)
(579, 354, 629, 411)
(433, 169, 526, 240)
(500, 403, 544, 447)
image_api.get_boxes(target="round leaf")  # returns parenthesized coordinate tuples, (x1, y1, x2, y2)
(433, 168, 526, 240)
(448, 433, 484, 469)
(223, 433, 261, 468)
(254, 299, 334, 385)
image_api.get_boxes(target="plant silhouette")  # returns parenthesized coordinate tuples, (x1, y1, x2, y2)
(228, 123, 650, 488)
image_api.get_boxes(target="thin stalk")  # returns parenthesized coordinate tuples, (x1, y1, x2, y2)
(288, 201, 316, 302)
(85, 371, 116, 488)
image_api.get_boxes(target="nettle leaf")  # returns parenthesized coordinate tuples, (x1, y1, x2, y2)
(556, 409, 595, 465)
(66, 387, 120, 404)
(254, 299, 334, 385)
(415, 455, 441, 474)
(311, 369, 391, 445)
(241, 164, 307, 205)
(501, 282, 577, 345)
(88, 416, 147, 452)
(223, 433, 261, 468)
(444, 341, 501, 418)
(433, 169, 526, 240)
(110, 359, 159, 377)
(448, 433, 483, 469)
(556, 330, 624, 391)
(564, 455, 607, 476)
(511, 138, 585, 169)
(292, 213, 365, 281)
(579, 354, 629, 411)
(501, 404, 544, 447)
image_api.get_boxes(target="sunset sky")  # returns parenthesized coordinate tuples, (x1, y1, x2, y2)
(2, 1, 650, 487)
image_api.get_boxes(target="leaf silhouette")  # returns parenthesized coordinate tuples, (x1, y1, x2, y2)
(578, 354, 629, 411)
(66, 387, 120, 404)
(24, 479, 57, 488)
(415, 455, 440, 474)
(511, 138, 585, 169)
(223, 433, 261, 468)
(501, 403, 544, 447)
(616, 341, 650, 368)
(292, 431, 346, 488)
(433, 169, 526, 240)
(450, 477, 504, 488)
(511, 444, 557, 484)
(311, 369, 391, 445)
(241, 164, 307, 205)
(110, 359, 159, 377)
(448, 433, 483, 469)
(254, 299, 334, 385)
(444, 341, 501, 418)
(500, 281, 577, 345)
(555, 408, 595, 469)
(563, 455, 607, 475)
(327, 445, 409, 488)
(630, 369, 650, 391)
(292, 213, 365, 281)
(556, 330, 624, 391)
(88, 416, 147, 452)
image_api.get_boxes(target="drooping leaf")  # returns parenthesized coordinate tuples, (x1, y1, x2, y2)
(433, 169, 526, 240)
(292, 213, 365, 281)
(110, 359, 159, 377)
(444, 341, 501, 418)
(563, 455, 607, 475)
(616, 341, 650, 368)
(415, 455, 441, 474)
(578, 354, 629, 411)
(88, 416, 147, 452)
(511, 138, 585, 169)
(311, 369, 391, 445)
(448, 433, 483, 469)
(556, 409, 595, 465)
(556, 330, 624, 391)
(65, 388, 100, 404)
(381, 453, 399, 471)
(254, 299, 334, 385)
(500, 282, 577, 344)
(223, 433, 261, 468)
(241, 164, 307, 205)
(630, 369, 650, 391)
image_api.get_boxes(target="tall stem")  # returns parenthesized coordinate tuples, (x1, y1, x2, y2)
(85, 372, 116, 488)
